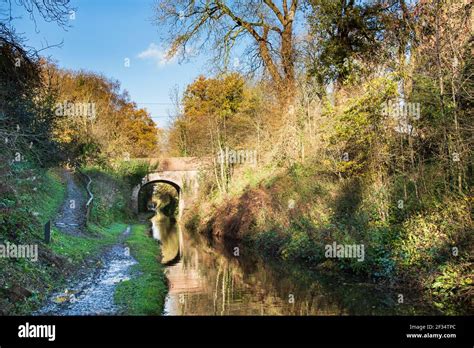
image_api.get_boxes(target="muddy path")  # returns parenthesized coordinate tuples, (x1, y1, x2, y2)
(37, 170, 137, 315)
(36, 226, 137, 316)
(54, 169, 87, 235)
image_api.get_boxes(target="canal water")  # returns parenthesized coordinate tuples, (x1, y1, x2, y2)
(150, 212, 438, 316)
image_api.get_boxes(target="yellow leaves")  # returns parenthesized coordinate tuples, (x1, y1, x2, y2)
(183, 73, 245, 118)
(52, 296, 68, 304)
(52, 127, 75, 144)
(172, 73, 260, 156)
(48, 65, 160, 160)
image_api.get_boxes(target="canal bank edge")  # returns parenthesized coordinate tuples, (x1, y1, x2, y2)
(115, 224, 168, 315)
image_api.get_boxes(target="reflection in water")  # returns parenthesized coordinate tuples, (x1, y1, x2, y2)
(152, 214, 181, 264)
(150, 212, 438, 316)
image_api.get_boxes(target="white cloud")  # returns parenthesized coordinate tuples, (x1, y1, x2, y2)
(137, 43, 175, 67)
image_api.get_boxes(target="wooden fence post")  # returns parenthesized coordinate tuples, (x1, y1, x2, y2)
(44, 220, 51, 244)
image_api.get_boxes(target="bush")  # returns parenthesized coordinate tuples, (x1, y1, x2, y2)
(394, 198, 471, 272)
(85, 161, 152, 226)
(429, 263, 473, 315)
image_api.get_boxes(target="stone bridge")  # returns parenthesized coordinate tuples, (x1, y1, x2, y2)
(131, 157, 206, 214)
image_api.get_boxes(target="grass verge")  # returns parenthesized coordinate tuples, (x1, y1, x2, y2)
(115, 224, 168, 315)
(50, 223, 127, 263)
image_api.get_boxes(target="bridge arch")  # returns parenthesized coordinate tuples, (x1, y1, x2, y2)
(141, 178, 181, 195)
(131, 170, 199, 214)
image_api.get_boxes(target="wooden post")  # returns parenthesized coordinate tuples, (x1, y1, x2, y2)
(44, 220, 51, 244)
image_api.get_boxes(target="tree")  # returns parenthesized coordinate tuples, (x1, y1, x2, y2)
(49, 65, 160, 164)
(154, 0, 301, 104)
(1, 0, 72, 29)
(306, 0, 392, 91)
(409, 0, 473, 193)
(0, 0, 74, 166)
(168, 73, 260, 192)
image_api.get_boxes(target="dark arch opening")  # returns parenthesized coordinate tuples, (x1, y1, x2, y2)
(137, 180, 180, 214)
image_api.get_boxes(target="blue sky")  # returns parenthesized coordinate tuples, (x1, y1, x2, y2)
(11, 0, 209, 128)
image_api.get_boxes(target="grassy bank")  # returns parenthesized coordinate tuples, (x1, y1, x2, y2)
(115, 224, 168, 315)
(0, 168, 124, 314)
(82, 160, 152, 226)
(0, 159, 167, 315)
(0, 167, 68, 314)
(186, 161, 473, 315)
(50, 223, 128, 263)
